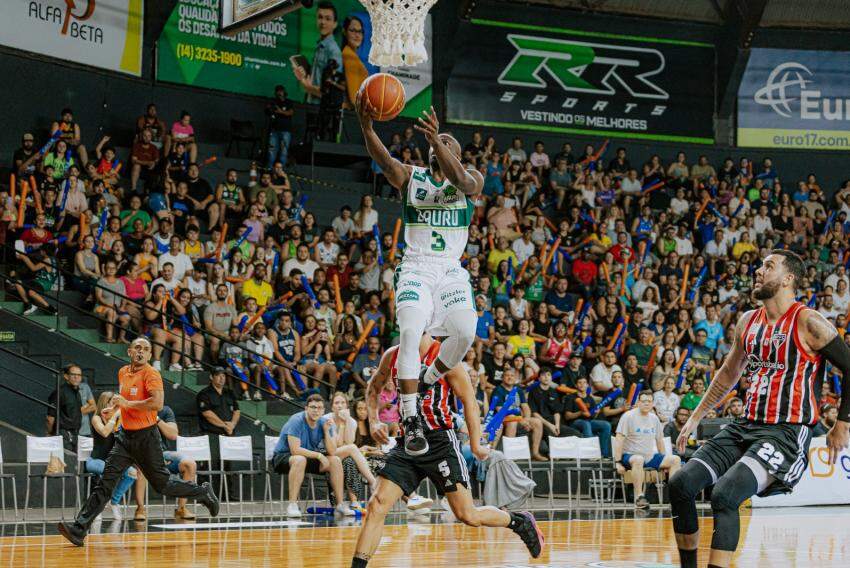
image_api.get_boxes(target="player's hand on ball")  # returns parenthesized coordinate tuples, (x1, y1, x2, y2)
(354, 89, 374, 128)
(826, 420, 850, 464)
(370, 422, 389, 445)
(414, 106, 440, 145)
(677, 417, 698, 453)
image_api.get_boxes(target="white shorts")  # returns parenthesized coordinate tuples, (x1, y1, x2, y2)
(393, 258, 475, 336)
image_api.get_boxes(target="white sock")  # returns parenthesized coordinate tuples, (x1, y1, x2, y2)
(423, 363, 442, 385)
(400, 393, 418, 420)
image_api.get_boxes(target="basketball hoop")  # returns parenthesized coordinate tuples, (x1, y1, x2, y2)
(359, 0, 437, 67)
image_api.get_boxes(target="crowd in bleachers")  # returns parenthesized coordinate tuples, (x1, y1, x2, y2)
(3, 100, 847, 511)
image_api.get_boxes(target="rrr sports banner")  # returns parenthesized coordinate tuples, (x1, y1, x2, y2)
(738, 48, 850, 150)
(446, 19, 716, 143)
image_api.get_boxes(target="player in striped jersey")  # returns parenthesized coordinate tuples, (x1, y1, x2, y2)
(349, 335, 544, 567)
(668, 250, 850, 568)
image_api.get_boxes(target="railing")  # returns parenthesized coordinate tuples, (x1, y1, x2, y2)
(0, 242, 355, 414)
(0, 344, 59, 424)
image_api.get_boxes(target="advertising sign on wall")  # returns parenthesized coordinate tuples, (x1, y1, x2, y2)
(738, 48, 850, 150)
(0, 0, 144, 76)
(446, 19, 715, 143)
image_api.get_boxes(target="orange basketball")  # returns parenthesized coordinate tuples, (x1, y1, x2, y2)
(360, 73, 406, 121)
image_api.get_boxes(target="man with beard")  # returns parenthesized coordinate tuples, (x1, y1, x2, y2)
(356, 97, 483, 456)
(813, 403, 838, 437)
(669, 250, 850, 568)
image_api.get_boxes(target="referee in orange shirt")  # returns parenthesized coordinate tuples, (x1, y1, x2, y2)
(59, 338, 219, 546)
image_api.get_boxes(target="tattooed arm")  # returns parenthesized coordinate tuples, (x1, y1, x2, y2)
(801, 308, 850, 463)
(676, 311, 752, 452)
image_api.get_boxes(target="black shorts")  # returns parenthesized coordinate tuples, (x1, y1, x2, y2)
(690, 419, 813, 497)
(378, 429, 469, 497)
(272, 453, 323, 475)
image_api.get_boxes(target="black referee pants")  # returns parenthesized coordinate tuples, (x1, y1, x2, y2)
(74, 425, 208, 530)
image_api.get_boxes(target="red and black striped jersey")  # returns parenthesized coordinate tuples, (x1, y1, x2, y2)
(740, 302, 823, 425)
(390, 343, 456, 432)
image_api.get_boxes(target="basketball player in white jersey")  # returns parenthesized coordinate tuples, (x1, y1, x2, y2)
(356, 95, 483, 456)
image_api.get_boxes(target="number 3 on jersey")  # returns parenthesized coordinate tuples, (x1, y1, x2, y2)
(431, 231, 446, 252)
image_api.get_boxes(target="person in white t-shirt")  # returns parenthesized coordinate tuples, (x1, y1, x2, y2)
(282, 243, 320, 279)
(158, 235, 194, 281)
(614, 391, 681, 509)
(511, 227, 536, 264)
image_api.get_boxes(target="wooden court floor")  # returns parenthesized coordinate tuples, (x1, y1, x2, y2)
(1, 507, 849, 567)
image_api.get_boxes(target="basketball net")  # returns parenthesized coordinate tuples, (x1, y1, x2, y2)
(359, 0, 437, 67)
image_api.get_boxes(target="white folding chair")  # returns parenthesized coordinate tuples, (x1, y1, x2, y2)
(75, 436, 94, 509)
(577, 437, 614, 504)
(218, 436, 261, 516)
(0, 440, 18, 521)
(547, 436, 580, 506)
(174, 435, 213, 514)
(263, 435, 282, 515)
(24, 436, 73, 521)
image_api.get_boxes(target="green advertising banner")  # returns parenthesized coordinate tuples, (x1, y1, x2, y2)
(157, 0, 302, 99)
(157, 1, 431, 118)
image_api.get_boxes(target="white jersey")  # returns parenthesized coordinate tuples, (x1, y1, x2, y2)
(402, 166, 473, 261)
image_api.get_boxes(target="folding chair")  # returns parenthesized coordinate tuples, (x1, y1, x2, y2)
(617, 438, 674, 506)
(263, 435, 283, 516)
(218, 436, 261, 516)
(546, 436, 580, 507)
(576, 437, 615, 504)
(175, 435, 214, 515)
(75, 436, 94, 509)
(24, 436, 75, 521)
(0, 440, 18, 521)
(501, 436, 547, 507)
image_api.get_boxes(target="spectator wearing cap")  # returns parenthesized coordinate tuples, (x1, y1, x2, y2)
(14, 132, 38, 176)
(197, 367, 241, 436)
(814, 404, 838, 437)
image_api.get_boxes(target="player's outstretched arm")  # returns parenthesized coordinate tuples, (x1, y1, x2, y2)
(676, 312, 750, 452)
(415, 107, 484, 196)
(446, 367, 488, 460)
(355, 92, 410, 191)
(801, 309, 850, 463)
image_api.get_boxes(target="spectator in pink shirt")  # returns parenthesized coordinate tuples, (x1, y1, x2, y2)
(164, 111, 197, 163)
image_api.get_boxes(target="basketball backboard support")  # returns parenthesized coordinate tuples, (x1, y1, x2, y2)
(220, 0, 311, 36)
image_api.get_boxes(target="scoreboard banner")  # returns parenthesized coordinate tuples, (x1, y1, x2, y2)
(157, 0, 301, 98)
(446, 19, 715, 143)
(0, 0, 143, 76)
(738, 48, 850, 150)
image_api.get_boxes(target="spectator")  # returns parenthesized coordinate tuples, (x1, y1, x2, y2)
(653, 376, 681, 424)
(164, 111, 198, 163)
(130, 128, 160, 194)
(51, 107, 88, 166)
(86, 391, 137, 520)
(272, 394, 352, 517)
(325, 393, 378, 507)
(680, 377, 706, 410)
(528, 369, 580, 437)
(590, 350, 621, 393)
(614, 391, 681, 509)
(318, 58, 346, 141)
(46, 364, 84, 450)
(563, 376, 612, 458)
(13, 132, 38, 176)
(813, 403, 838, 437)
(11, 243, 58, 315)
(294, 1, 342, 105)
(197, 367, 241, 499)
(266, 85, 294, 168)
(136, 103, 167, 148)
(491, 368, 546, 461)
(242, 263, 274, 307)
(94, 260, 131, 343)
(284, 243, 320, 279)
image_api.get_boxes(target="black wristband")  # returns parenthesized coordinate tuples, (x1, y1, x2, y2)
(818, 335, 850, 422)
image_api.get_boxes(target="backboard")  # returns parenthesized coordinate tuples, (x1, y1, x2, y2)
(220, 0, 310, 36)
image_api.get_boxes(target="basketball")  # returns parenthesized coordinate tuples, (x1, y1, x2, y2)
(359, 73, 406, 121)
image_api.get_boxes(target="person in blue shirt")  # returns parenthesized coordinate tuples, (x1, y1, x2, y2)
(273, 394, 352, 517)
(474, 293, 495, 354)
(294, 1, 343, 105)
(693, 305, 724, 351)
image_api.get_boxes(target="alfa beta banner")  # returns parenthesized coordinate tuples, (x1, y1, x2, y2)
(157, 0, 301, 98)
(0, 0, 144, 76)
(738, 48, 850, 150)
(446, 19, 716, 143)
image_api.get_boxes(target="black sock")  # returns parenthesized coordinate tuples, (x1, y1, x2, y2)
(351, 557, 368, 568)
(678, 548, 697, 568)
(507, 512, 523, 531)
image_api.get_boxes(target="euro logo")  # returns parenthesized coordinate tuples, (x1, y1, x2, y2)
(498, 35, 669, 100)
